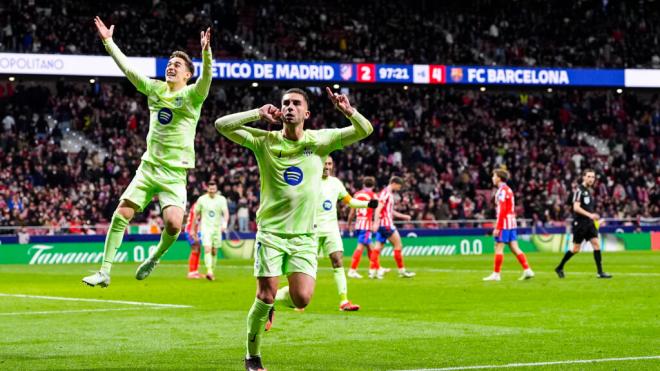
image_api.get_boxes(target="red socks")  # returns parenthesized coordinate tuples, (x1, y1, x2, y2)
(516, 253, 529, 269)
(351, 246, 363, 270)
(394, 249, 404, 269)
(369, 248, 380, 270)
(494, 253, 503, 273)
(188, 250, 200, 272)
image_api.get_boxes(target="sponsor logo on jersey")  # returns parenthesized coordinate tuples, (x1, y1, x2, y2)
(158, 108, 173, 125)
(283, 166, 303, 186)
(323, 200, 332, 211)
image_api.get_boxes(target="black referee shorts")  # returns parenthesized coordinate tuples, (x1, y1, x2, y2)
(572, 220, 598, 244)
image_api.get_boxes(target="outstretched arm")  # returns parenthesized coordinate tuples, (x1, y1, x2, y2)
(192, 27, 213, 101)
(215, 104, 281, 146)
(341, 195, 379, 209)
(326, 87, 373, 146)
(94, 16, 153, 94)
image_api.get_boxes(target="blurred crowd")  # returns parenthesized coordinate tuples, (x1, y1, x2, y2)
(1, 0, 659, 68)
(1, 79, 658, 234)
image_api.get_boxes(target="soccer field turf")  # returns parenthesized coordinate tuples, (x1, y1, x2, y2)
(0, 252, 658, 371)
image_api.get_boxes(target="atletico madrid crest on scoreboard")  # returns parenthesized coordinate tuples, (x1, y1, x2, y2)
(340, 64, 353, 81)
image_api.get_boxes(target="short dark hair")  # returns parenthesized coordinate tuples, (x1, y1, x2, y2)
(493, 168, 510, 182)
(208, 180, 217, 186)
(363, 176, 376, 188)
(390, 176, 404, 185)
(582, 168, 595, 176)
(283, 88, 310, 106)
(170, 50, 194, 75)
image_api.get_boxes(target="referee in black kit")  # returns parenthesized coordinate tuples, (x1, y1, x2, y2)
(555, 169, 612, 279)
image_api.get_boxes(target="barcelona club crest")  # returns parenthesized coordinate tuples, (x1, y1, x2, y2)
(450, 68, 464, 83)
(174, 96, 183, 108)
(340, 64, 353, 81)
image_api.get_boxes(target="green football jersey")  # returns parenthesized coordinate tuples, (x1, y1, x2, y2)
(193, 193, 228, 232)
(104, 39, 212, 169)
(316, 176, 349, 233)
(242, 129, 344, 235)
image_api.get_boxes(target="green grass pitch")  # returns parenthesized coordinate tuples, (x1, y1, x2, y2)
(1, 252, 658, 370)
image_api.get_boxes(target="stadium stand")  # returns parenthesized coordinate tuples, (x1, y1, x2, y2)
(1, 79, 657, 233)
(1, 0, 659, 67)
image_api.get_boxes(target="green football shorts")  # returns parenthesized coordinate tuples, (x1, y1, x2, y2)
(120, 161, 187, 212)
(254, 230, 317, 279)
(317, 229, 343, 257)
(201, 228, 223, 249)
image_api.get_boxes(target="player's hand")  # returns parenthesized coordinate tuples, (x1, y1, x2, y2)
(371, 225, 379, 233)
(367, 199, 379, 208)
(493, 228, 500, 237)
(94, 16, 114, 40)
(590, 213, 600, 221)
(258, 104, 283, 124)
(326, 87, 355, 116)
(200, 27, 211, 50)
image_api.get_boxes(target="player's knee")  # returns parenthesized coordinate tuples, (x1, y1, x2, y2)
(256, 285, 277, 304)
(164, 220, 182, 235)
(256, 291, 275, 304)
(292, 294, 312, 309)
(115, 206, 135, 221)
(330, 253, 343, 268)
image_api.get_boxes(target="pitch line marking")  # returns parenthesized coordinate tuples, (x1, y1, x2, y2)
(0, 308, 152, 316)
(0, 293, 192, 308)
(392, 355, 660, 371)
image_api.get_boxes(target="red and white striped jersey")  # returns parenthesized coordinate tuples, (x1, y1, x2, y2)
(184, 202, 197, 233)
(353, 188, 377, 230)
(495, 183, 517, 230)
(378, 186, 395, 228)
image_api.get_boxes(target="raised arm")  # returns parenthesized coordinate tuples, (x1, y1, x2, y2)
(215, 105, 281, 146)
(192, 28, 213, 101)
(94, 16, 153, 94)
(326, 87, 373, 146)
